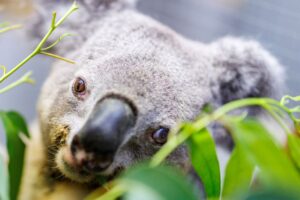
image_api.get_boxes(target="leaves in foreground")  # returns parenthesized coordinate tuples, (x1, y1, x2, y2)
(222, 145, 254, 198)
(227, 118, 300, 190)
(97, 165, 199, 200)
(186, 126, 220, 198)
(244, 188, 299, 200)
(122, 165, 198, 200)
(0, 111, 30, 200)
(287, 134, 300, 171)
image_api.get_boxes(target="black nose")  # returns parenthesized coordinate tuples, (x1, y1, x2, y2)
(71, 97, 136, 171)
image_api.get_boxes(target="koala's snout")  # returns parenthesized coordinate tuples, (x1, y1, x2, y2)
(70, 97, 136, 172)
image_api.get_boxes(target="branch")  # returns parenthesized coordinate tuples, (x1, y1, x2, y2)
(41, 33, 73, 51)
(40, 51, 75, 64)
(0, 24, 22, 34)
(0, 2, 78, 84)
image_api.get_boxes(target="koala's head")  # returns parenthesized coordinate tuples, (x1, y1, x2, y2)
(35, 0, 284, 183)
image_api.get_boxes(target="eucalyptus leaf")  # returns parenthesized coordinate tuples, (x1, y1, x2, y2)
(186, 127, 221, 198)
(5, 112, 30, 138)
(0, 111, 30, 200)
(228, 118, 300, 189)
(287, 134, 300, 170)
(222, 145, 254, 198)
(122, 165, 198, 200)
(244, 189, 299, 200)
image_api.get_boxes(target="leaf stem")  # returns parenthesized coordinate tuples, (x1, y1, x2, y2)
(40, 51, 75, 64)
(0, 22, 10, 28)
(55, 2, 79, 28)
(262, 105, 291, 134)
(41, 33, 73, 51)
(0, 72, 35, 94)
(0, 24, 22, 34)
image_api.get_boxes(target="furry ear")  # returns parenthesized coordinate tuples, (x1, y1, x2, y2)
(209, 37, 285, 107)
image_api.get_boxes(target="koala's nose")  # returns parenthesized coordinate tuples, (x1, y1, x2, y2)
(71, 97, 136, 171)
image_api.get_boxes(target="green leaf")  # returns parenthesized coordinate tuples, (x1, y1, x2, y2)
(244, 188, 300, 200)
(228, 118, 300, 189)
(186, 127, 221, 198)
(222, 145, 254, 198)
(287, 134, 300, 170)
(121, 165, 198, 200)
(0, 151, 9, 200)
(5, 112, 30, 138)
(0, 111, 30, 200)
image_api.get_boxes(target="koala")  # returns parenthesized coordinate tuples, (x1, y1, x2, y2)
(19, 0, 285, 199)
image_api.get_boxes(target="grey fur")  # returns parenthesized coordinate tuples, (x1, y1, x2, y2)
(33, 0, 284, 189)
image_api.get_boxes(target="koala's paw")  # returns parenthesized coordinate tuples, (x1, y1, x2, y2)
(210, 37, 285, 105)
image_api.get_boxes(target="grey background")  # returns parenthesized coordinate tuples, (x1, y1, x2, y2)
(0, 0, 299, 141)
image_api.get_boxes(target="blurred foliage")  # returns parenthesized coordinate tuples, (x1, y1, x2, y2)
(222, 145, 254, 197)
(287, 134, 300, 170)
(186, 127, 220, 198)
(0, 112, 29, 200)
(121, 165, 199, 200)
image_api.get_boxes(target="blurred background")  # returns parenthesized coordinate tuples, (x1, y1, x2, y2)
(0, 0, 299, 141)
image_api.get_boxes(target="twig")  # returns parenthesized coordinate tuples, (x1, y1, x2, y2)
(40, 51, 75, 64)
(0, 72, 35, 94)
(0, 24, 22, 34)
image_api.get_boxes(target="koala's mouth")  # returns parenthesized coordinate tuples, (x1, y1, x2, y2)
(56, 146, 95, 183)
(55, 146, 123, 183)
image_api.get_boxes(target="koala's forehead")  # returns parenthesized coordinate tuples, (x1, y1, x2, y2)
(77, 10, 189, 66)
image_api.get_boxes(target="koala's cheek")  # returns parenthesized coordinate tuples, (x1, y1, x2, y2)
(48, 124, 70, 147)
(61, 115, 87, 145)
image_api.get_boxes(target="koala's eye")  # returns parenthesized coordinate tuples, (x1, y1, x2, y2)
(152, 127, 169, 145)
(73, 77, 86, 95)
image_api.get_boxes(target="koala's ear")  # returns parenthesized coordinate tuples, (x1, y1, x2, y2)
(209, 37, 285, 106)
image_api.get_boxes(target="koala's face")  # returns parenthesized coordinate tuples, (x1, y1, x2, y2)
(38, 10, 213, 183)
